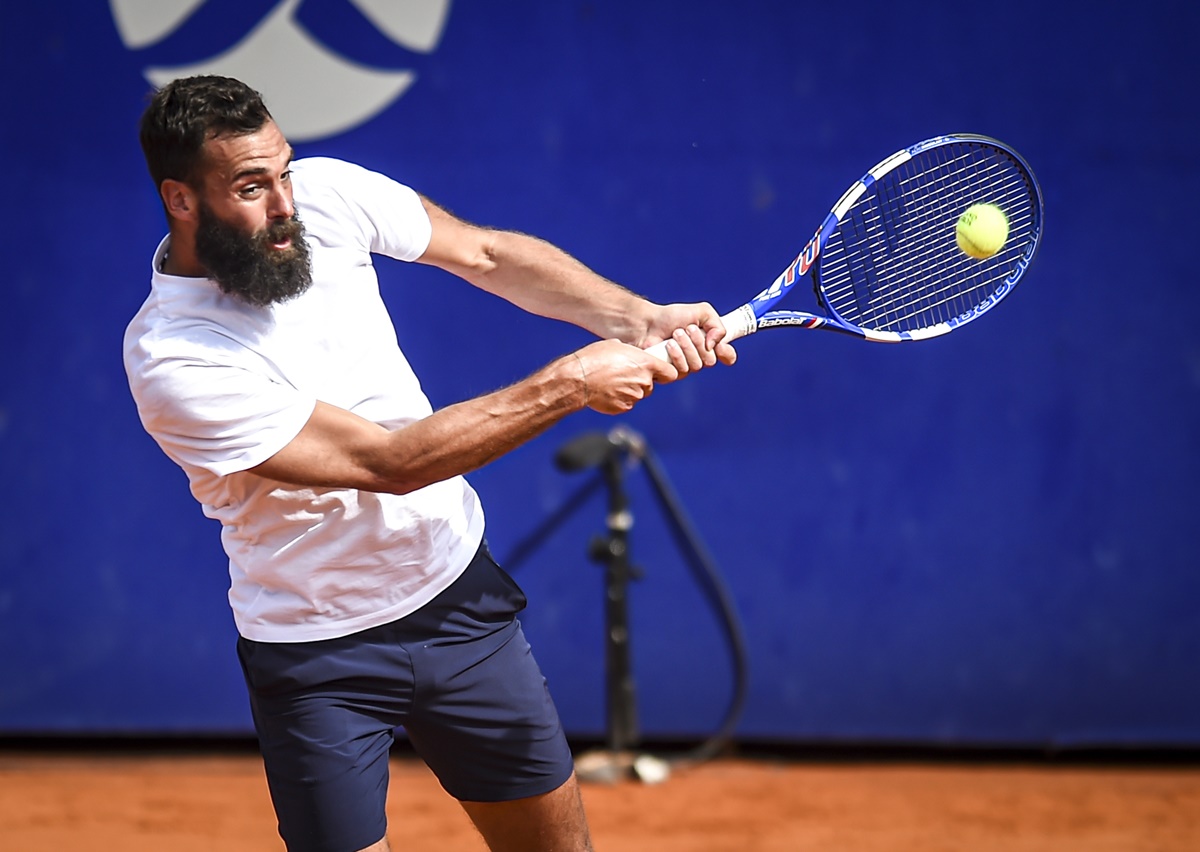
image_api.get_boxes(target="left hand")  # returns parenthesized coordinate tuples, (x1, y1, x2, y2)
(642, 302, 738, 375)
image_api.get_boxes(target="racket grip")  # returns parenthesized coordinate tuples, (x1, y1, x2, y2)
(644, 304, 756, 362)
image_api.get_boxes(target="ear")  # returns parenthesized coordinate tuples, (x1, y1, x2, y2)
(160, 179, 199, 224)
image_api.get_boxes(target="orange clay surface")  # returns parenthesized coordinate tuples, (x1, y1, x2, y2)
(1, 748, 1198, 851)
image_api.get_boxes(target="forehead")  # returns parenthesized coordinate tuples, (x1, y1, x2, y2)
(198, 120, 292, 185)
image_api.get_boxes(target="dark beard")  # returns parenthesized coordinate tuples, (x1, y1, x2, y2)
(194, 203, 313, 307)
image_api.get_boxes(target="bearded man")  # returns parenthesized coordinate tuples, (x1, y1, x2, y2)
(125, 75, 734, 852)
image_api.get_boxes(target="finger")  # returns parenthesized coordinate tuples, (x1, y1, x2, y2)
(714, 340, 737, 366)
(648, 351, 681, 384)
(654, 337, 687, 376)
(670, 327, 705, 372)
(684, 323, 717, 367)
(704, 322, 727, 351)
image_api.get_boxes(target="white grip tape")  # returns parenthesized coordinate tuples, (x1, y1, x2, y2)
(644, 304, 757, 361)
(721, 304, 759, 342)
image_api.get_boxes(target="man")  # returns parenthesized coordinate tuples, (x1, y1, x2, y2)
(125, 75, 735, 852)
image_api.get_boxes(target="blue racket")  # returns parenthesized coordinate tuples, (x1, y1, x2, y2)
(653, 133, 1043, 352)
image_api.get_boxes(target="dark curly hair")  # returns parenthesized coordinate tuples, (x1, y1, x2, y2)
(139, 75, 274, 189)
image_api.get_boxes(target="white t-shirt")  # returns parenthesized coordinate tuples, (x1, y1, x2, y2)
(124, 157, 485, 643)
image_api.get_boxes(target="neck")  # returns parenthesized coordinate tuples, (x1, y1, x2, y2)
(161, 232, 206, 277)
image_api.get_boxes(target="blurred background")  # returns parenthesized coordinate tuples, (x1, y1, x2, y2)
(1, 0, 1197, 751)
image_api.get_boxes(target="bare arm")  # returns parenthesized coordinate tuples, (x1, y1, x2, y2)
(416, 197, 736, 361)
(251, 195, 734, 493)
(250, 340, 676, 494)
(417, 198, 652, 341)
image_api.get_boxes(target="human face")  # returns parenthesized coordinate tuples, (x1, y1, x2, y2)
(197, 120, 296, 245)
(191, 121, 312, 305)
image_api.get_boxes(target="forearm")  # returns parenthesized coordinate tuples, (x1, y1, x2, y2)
(251, 357, 586, 494)
(370, 353, 585, 493)
(251, 337, 675, 495)
(418, 199, 658, 343)
(466, 230, 659, 343)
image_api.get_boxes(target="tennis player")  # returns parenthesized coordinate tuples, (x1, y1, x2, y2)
(123, 75, 734, 852)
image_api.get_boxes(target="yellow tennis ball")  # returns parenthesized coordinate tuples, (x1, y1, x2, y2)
(956, 203, 1009, 259)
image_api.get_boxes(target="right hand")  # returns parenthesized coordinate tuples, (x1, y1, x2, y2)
(573, 339, 679, 415)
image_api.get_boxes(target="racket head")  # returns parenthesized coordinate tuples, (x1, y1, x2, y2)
(811, 134, 1043, 342)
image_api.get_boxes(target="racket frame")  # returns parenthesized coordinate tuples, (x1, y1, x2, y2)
(724, 133, 1043, 344)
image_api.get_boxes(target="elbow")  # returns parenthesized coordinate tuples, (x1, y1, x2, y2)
(367, 463, 443, 496)
(360, 466, 429, 496)
(460, 231, 502, 283)
(379, 478, 427, 496)
(346, 453, 427, 497)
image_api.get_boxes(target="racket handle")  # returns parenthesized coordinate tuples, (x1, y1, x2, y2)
(644, 304, 756, 362)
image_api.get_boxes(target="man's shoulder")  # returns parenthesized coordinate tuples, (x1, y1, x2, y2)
(290, 157, 429, 258)
(292, 155, 357, 178)
(291, 156, 416, 200)
(290, 157, 381, 223)
(125, 293, 270, 376)
(291, 156, 380, 192)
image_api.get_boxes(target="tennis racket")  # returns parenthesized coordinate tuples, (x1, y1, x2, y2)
(651, 133, 1042, 354)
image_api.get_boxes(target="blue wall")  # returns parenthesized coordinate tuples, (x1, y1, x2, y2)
(2, 0, 1197, 747)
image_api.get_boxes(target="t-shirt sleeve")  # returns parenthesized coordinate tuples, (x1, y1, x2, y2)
(133, 356, 317, 477)
(292, 157, 433, 262)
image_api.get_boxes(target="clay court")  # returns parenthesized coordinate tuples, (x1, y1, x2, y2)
(2, 743, 1198, 851)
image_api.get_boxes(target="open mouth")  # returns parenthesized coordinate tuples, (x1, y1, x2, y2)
(261, 217, 305, 259)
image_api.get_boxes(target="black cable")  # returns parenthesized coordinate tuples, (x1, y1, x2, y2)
(638, 444, 750, 767)
(505, 428, 749, 772)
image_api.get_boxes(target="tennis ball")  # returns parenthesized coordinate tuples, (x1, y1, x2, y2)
(955, 203, 1009, 259)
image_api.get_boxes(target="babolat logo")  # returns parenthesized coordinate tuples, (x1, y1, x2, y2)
(109, 0, 454, 141)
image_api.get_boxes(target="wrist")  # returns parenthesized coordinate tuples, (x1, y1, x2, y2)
(572, 352, 590, 409)
(602, 299, 658, 346)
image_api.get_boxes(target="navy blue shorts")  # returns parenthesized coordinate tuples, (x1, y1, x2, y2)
(236, 544, 574, 852)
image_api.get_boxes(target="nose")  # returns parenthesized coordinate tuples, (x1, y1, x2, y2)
(268, 185, 294, 221)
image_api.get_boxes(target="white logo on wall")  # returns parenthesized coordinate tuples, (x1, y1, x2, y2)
(110, 0, 452, 141)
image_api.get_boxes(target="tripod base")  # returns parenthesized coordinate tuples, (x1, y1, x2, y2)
(574, 748, 672, 785)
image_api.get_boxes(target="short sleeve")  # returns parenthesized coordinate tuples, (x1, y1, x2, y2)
(133, 357, 317, 477)
(291, 158, 433, 262)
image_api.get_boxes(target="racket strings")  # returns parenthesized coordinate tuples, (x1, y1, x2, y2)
(862, 156, 1028, 324)
(880, 154, 1033, 322)
(844, 149, 1020, 321)
(818, 143, 1037, 333)
(834, 156, 1031, 328)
